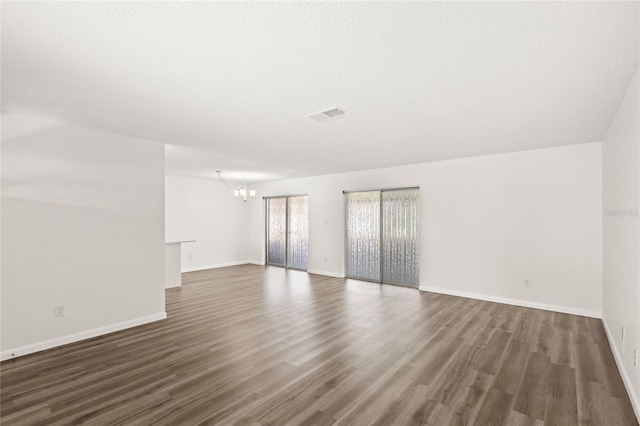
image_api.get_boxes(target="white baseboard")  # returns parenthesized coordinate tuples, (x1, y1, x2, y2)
(602, 317, 640, 422)
(247, 261, 266, 266)
(0, 312, 167, 361)
(419, 285, 601, 319)
(182, 260, 254, 273)
(307, 269, 345, 279)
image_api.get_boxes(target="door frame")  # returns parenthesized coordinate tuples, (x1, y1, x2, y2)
(343, 187, 420, 288)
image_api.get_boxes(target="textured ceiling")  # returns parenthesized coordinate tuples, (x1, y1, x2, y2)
(2, 1, 639, 182)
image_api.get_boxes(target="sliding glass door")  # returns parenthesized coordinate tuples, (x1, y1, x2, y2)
(266, 195, 308, 270)
(345, 188, 420, 287)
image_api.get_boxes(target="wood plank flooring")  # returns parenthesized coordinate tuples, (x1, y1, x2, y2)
(1, 265, 637, 425)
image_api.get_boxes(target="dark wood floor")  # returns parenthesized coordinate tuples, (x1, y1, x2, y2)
(1, 265, 637, 425)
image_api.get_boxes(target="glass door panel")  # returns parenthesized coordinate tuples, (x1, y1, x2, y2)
(345, 191, 381, 281)
(287, 196, 309, 270)
(266, 197, 286, 266)
(382, 189, 420, 287)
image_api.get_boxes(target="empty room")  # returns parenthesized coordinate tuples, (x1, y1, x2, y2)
(1, 1, 639, 425)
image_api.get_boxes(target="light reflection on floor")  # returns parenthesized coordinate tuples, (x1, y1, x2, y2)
(257, 265, 427, 335)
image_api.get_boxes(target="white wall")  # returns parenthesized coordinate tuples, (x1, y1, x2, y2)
(602, 67, 640, 415)
(165, 175, 251, 271)
(249, 142, 603, 317)
(1, 113, 166, 359)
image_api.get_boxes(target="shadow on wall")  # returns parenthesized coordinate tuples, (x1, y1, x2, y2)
(2, 114, 159, 212)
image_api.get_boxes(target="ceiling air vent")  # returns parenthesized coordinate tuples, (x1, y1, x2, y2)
(306, 107, 350, 123)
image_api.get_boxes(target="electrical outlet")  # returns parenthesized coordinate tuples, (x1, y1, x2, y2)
(524, 279, 531, 288)
(621, 325, 625, 342)
(54, 305, 66, 317)
(188, 254, 192, 260)
(324, 257, 328, 263)
(634, 349, 637, 368)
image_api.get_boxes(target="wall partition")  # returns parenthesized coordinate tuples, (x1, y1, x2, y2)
(266, 195, 309, 270)
(345, 188, 420, 287)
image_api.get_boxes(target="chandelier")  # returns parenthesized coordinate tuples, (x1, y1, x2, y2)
(216, 171, 256, 202)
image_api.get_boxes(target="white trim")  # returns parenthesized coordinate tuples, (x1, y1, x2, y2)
(181, 260, 253, 272)
(419, 285, 601, 319)
(0, 312, 167, 361)
(602, 317, 640, 422)
(247, 261, 266, 266)
(307, 269, 346, 279)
